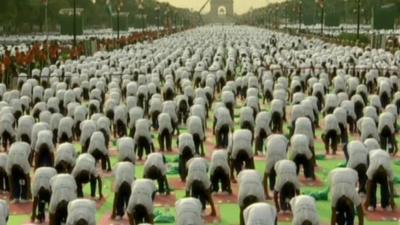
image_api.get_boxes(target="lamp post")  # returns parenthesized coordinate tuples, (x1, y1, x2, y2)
(356, 0, 361, 40)
(344, 0, 348, 25)
(285, 2, 289, 30)
(73, 0, 77, 47)
(298, 0, 303, 33)
(316, 0, 325, 35)
(117, 6, 120, 39)
(43, 0, 48, 41)
(155, 3, 161, 32)
(138, 2, 144, 33)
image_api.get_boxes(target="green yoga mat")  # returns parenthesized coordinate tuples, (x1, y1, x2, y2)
(303, 187, 330, 201)
(167, 165, 179, 175)
(154, 210, 175, 223)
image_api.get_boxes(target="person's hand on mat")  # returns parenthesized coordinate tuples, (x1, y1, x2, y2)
(391, 200, 396, 210)
(210, 210, 216, 217)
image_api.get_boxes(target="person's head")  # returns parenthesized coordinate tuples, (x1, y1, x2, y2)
(302, 220, 313, 225)
(76, 218, 88, 225)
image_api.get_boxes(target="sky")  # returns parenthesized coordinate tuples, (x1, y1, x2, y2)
(158, 0, 281, 15)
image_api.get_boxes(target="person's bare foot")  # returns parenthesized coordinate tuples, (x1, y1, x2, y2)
(210, 211, 217, 217)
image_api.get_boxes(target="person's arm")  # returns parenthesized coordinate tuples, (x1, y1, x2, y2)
(274, 191, 280, 213)
(331, 207, 337, 225)
(97, 176, 103, 199)
(127, 212, 135, 225)
(229, 158, 236, 182)
(357, 204, 364, 225)
(364, 180, 372, 208)
(31, 196, 38, 222)
(311, 145, 316, 166)
(207, 188, 217, 216)
(390, 181, 396, 209)
(263, 172, 270, 199)
(213, 117, 216, 135)
(26, 175, 32, 199)
(111, 192, 118, 219)
(164, 175, 170, 195)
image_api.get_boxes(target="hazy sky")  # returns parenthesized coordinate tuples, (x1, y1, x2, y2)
(158, 0, 281, 15)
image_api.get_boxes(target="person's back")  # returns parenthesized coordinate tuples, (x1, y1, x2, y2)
(66, 199, 96, 225)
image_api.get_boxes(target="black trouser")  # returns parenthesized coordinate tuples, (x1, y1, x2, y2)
(189, 180, 209, 210)
(241, 121, 253, 137)
(0, 168, 9, 191)
(179, 147, 194, 181)
(36, 188, 51, 222)
(336, 197, 355, 225)
(20, 134, 31, 145)
(193, 134, 204, 156)
(279, 182, 296, 211)
(380, 126, 396, 154)
(347, 116, 356, 133)
(58, 132, 71, 144)
(380, 92, 390, 109)
(144, 165, 167, 194)
(264, 90, 273, 103)
(293, 154, 314, 179)
(74, 121, 82, 141)
(210, 166, 231, 193)
(115, 120, 127, 138)
(81, 138, 90, 153)
(158, 129, 172, 152)
(271, 112, 283, 133)
(232, 150, 255, 176)
(369, 170, 391, 208)
(178, 108, 188, 126)
(91, 149, 111, 171)
(10, 166, 28, 200)
(255, 129, 267, 153)
(2, 131, 14, 151)
(55, 160, 73, 174)
(106, 110, 114, 125)
(35, 145, 53, 169)
(52, 130, 58, 146)
(225, 102, 234, 120)
(315, 92, 323, 111)
(135, 137, 152, 160)
(354, 102, 363, 121)
(240, 195, 259, 225)
(131, 204, 152, 224)
(99, 129, 109, 147)
(323, 130, 338, 154)
(269, 168, 277, 191)
(354, 164, 367, 194)
(339, 123, 348, 144)
(151, 111, 160, 130)
(216, 125, 230, 148)
(51, 200, 69, 225)
(115, 182, 131, 217)
(75, 170, 97, 198)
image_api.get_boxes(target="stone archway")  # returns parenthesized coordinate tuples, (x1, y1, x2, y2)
(218, 6, 227, 16)
(209, 0, 234, 18)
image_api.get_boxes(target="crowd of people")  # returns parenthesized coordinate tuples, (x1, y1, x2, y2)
(0, 30, 173, 90)
(0, 25, 399, 225)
